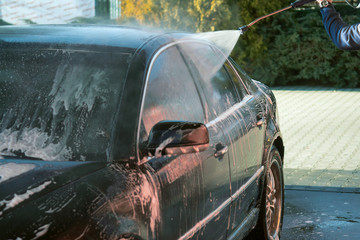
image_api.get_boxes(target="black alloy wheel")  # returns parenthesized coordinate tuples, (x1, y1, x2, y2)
(246, 146, 284, 240)
(265, 152, 283, 239)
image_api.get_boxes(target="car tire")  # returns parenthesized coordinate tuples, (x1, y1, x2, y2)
(247, 146, 284, 240)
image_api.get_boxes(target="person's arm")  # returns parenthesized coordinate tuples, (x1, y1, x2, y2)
(320, 4, 360, 50)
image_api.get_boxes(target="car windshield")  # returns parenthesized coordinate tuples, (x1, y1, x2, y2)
(0, 48, 131, 161)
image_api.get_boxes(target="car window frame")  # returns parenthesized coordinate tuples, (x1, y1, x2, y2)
(190, 43, 253, 103)
(177, 42, 244, 122)
(136, 40, 208, 163)
(207, 45, 251, 102)
(228, 57, 258, 94)
(135, 39, 257, 163)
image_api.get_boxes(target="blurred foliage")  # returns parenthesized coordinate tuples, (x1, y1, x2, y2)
(120, 0, 159, 25)
(237, 6, 360, 87)
(119, 1, 360, 87)
(229, 0, 289, 63)
(119, 0, 234, 32)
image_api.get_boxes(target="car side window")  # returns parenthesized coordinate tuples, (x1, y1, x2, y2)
(140, 45, 205, 139)
(181, 43, 239, 120)
(230, 59, 259, 94)
(224, 62, 248, 99)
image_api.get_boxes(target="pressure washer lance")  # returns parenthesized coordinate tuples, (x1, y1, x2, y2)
(239, 0, 316, 33)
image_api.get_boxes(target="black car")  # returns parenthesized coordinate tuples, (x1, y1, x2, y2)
(0, 25, 284, 240)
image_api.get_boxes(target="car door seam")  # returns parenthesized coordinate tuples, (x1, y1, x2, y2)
(205, 95, 253, 128)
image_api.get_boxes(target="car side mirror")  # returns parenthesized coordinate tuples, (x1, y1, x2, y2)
(147, 121, 209, 157)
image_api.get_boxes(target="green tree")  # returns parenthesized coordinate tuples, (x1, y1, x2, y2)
(247, 7, 360, 87)
(119, 0, 232, 32)
(190, 0, 232, 32)
(156, 0, 196, 31)
(229, 0, 290, 66)
(120, 0, 161, 25)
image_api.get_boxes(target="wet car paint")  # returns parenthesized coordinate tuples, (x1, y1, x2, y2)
(0, 160, 160, 239)
(0, 25, 284, 239)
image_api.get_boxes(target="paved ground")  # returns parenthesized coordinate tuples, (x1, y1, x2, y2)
(272, 87, 360, 190)
(283, 189, 360, 240)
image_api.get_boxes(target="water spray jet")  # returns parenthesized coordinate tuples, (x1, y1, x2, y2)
(195, 0, 318, 61)
(189, 0, 317, 85)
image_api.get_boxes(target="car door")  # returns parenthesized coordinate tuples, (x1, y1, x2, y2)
(222, 62, 266, 235)
(138, 43, 232, 240)
(180, 42, 265, 235)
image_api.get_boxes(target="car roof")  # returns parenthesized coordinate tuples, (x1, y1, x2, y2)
(0, 24, 187, 51)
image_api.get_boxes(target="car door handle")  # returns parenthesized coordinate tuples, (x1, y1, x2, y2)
(256, 111, 265, 127)
(214, 144, 228, 159)
(256, 118, 264, 127)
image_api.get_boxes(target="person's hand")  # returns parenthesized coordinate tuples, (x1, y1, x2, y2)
(316, 0, 333, 4)
(316, 0, 332, 7)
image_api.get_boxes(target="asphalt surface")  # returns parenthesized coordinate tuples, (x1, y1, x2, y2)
(283, 189, 360, 240)
(272, 87, 360, 239)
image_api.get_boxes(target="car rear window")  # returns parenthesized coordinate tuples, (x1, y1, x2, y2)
(0, 48, 131, 161)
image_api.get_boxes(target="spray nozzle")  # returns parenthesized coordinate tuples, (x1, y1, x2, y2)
(238, 26, 249, 34)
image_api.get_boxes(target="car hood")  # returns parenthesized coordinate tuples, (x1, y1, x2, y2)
(0, 159, 107, 216)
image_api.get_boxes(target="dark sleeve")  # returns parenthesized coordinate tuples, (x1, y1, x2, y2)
(320, 5, 360, 50)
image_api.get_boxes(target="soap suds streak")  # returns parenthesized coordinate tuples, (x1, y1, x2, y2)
(50, 64, 111, 115)
(0, 180, 52, 216)
(0, 49, 125, 162)
(32, 224, 51, 240)
(0, 162, 36, 183)
(0, 128, 72, 161)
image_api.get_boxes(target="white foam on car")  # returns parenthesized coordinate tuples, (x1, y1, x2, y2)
(0, 180, 52, 216)
(0, 162, 36, 184)
(50, 64, 111, 115)
(0, 128, 72, 161)
(33, 224, 51, 239)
